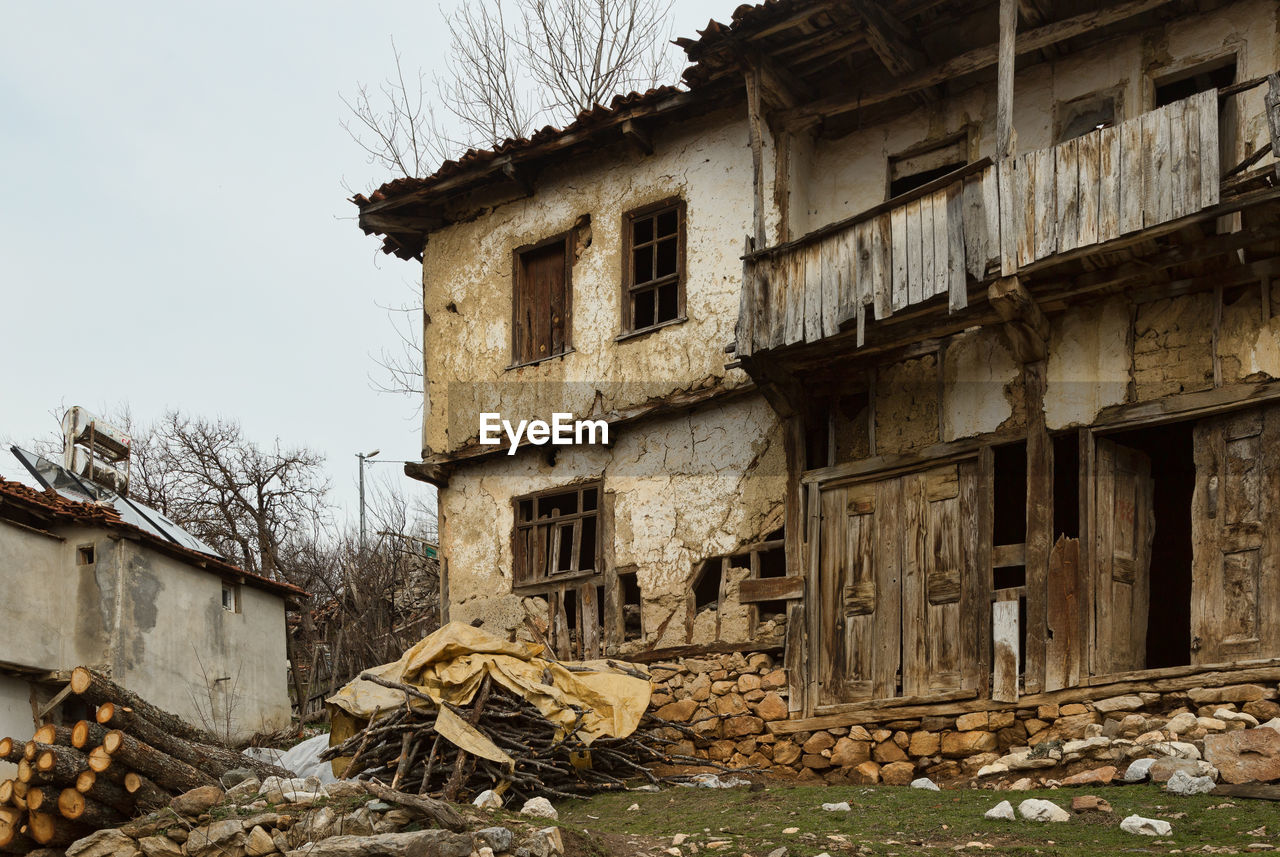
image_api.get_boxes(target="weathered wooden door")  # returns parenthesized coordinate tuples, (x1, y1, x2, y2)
(1191, 406, 1280, 663)
(815, 460, 982, 706)
(1092, 438, 1155, 675)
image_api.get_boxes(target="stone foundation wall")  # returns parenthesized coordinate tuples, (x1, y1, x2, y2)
(648, 661, 1280, 787)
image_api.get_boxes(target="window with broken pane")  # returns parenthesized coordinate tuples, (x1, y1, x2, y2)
(512, 482, 601, 588)
(623, 198, 685, 333)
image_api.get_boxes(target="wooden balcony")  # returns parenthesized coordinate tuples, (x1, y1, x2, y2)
(735, 86, 1250, 359)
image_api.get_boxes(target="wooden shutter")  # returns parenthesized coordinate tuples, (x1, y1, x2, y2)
(1092, 438, 1155, 675)
(902, 462, 982, 696)
(513, 238, 569, 364)
(1192, 406, 1280, 663)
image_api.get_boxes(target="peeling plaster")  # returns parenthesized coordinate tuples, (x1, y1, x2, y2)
(1045, 298, 1131, 430)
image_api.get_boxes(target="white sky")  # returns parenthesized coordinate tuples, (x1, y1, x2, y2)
(0, 0, 731, 524)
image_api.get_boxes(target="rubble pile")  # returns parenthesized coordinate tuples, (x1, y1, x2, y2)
(0, 667, 289, 853)
(321, 671, 722, 803)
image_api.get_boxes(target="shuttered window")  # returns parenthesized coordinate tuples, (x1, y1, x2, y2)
(512, 234, 571, 366)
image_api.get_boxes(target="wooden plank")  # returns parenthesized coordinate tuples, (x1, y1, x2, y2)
(992, 599, 1020, 702)
(931, 189, 949, 298)
(1120, 111, 1144, 234)
(992, 543, 1027, 568)
(1076, 130, 1100, 248)
(871, 214, 892, 320)
(836, 230, 856, 327)
(783, 600, 807, 713)
(1097, 124, 1121, 242)
(1055, 137, 1080, 253)
(1182, 93, 1202, 215)
(873, 478, 903, 700)
(822, 238, 841, 339)
(1044, 536, 1081, 692)
(1142, 104, 1172, 227)
(784, 246, 805, 345)
(946, 182, 966, 311)
(890, 204, 909, 312)
(804, 242, 823, 344)
(1017, 152, 1037, 268)
(739, 576, 805, 603)
(962, 174, 988, 281)
(1201, 87, 1222, 205)
(1167, 98, 1188, 219)
(996, 0, 1016, 159)
(745, 68, 767, 248)
(982, 164, 1002, 275)
(901, 473, 927, 696)
(805, 480, 822, 712)
(1024, 361, 1052, 695)
(906, 197, 925, 306)
(1032, 146, 1057, 261)
(999, 158, 1019, 275)
(976, 446, 994, 700)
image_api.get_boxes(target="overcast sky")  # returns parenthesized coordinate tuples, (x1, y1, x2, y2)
(0, 0, 729, 525)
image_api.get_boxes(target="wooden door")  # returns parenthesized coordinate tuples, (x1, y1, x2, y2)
(1192, 406, 1280, 663)
(1092, 438, 1155, 675)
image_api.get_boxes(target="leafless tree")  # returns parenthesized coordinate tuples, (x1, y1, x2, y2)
(343, 0, 678, 183)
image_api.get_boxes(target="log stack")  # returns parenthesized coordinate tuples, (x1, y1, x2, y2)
(0, 667, 290, 854)
(318, 672, 738, 805)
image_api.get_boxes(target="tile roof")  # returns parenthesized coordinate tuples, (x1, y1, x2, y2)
(0, 477, 308, 600)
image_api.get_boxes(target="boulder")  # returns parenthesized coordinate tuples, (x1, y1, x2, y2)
(1165, 770, 1216, 795)
(755, 692, 789, 722)
(281, 830, 475, 857)
(941, 731, 998, 758)
(803, 732, 836, 754)
(910, 777, 940, 791)
(1120, 815, 1172, 836)
(1018, 799, 1070, 822)
(171, 785, 225, 818)
(245, 827, 276, 857)
(849, 760, 881, 784)
(185, 820, 246, 857)
(821, 802, 852, 812)
(830, 738, 871, 767)
(1061, 766, 1116, 786)
(1071, 795, 1112, 813)
(873, 740, 907, 763)
(908, 731, 940, 756)
(1215, 708, 1260, 727)
(1204, 728, 1280, 783)
(955, 712, 988, 731)
(66, 830, 142, 857)
(1093, 695, 1144, 713)
(476, 827, 514, 853)
(656, 699, 699, 721)
(1149, 757, 1216, 783)
(880, 761, 917, 786)
(1123, 758, 1155, 782)
(137, 837, 183, 857)
(520, 797, 558, 819)
(1189, 684, 1269, 705)
(984, 800, 1015, 820)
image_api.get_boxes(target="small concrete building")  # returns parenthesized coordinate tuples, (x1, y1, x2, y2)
(0, 474, 303, 776)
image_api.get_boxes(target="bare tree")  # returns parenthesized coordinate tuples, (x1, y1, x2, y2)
(344, 0, 678, 184)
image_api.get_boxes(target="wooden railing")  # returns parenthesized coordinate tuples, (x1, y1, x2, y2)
(736, 88, 1225, 358)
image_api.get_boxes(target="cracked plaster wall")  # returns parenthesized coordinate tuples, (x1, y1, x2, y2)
(420, 108, 756, 456)
(439, 394, 785, 645)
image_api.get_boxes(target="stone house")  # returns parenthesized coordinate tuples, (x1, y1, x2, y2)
(353, 0, 1280, 781)
(0, 469, 304, 773)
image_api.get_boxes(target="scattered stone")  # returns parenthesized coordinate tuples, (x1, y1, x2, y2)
(672, 834, 688, 846)
(1149, 757, 1216, 783)
(976, 762, 1008, 778)
(1061, 766, 1116, 786)
(1123, 758, 1155, 782)
(1165, 770, 1216, 795)
(1071, 795, 1112, 813)
(1120, 815, 1173, 836)
(822, 802, 852, 812)
(1205, 728, 1280, 783)
(137, 836, 182, 857)
(282, 830, 474, 857)
(170, 784, 225, 818)
(1009, 777, 1035, 791)
(1018, 799, 1070, 823)
(476, 827, 514, 852)
(983, 800, 1015, 821)
(226, 777, 263, 802)
(245, 826, 276, 857)
(220, 767, 255, 788)
(1216, 708, 1261, 727)
(185, 820, 245, 857)
(67, 830, 143, 857)
(520, 797, 558, 819)
(911, 777, 941, 791)
(766, 848, 789, 857)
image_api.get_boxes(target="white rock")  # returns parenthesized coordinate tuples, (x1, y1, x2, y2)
(1009, 777, 1035, 791)
(1258, 718, 1280, 732)
(977, 763, 1009, 778)
(472, 789, 503, 809)
(984, 800, 1015, 821)
(822, 802, 852, 812)
(520, 797, 558, 820)
(1216, 708, 1260, 727)
(1123, 758, 1155, 782)
(672, 834, 688, 846)
(1165, 770, 1216, 796)
(627, 803, 640, 811)
(1062, 737, 1110, 756)
(531, 826, 564, 856)
(1120, 815, 1172, 836)
(910, 778, 940, 791)
(1094, 695, 1145, 713)
(1017, 799, 1070, 823)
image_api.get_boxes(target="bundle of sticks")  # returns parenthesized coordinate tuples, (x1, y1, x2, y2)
(319, 672, 734, 805)
(0, 667, 289, 854)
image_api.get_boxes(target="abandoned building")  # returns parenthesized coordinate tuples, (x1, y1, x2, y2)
(353, 0, 1280, 781)
(0, 446, 303, 770)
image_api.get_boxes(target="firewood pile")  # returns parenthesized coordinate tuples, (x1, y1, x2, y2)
(319, 672, 735, 804)
(0, 667, 290, 853)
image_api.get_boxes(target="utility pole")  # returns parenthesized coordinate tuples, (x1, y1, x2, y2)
(358, 449, 380, 551)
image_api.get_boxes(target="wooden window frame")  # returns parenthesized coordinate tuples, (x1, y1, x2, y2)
(511, 481, 602, 593)
(510, 231, 574, 369)
(619, 197, 687, 338)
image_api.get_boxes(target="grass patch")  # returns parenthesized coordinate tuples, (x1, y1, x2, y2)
(558, 784, 1279, 855)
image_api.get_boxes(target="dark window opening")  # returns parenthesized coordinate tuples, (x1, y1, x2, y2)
(1155, 57, 1237, 106)
(890, 161, 966, 197)
(1057, 94, 1116, 143)
(513, 483, 600, 588)
(889, 133, 969, 199)
(805, 395, 832, 470)
(620, 572, 643, 641)
(624, 199, 685, 333)
(692, 559, 722, 612)
(992, 441, 1028, 547)
(1102, 422, 1195, 670)
(994, 564, 1026, 591)
(1053, 434, 1080, 540)
(513, 234, 571, 365)
(76, 544, 95, 565)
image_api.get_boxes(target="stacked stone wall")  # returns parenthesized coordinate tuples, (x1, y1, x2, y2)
(647, 659, 1280, 787)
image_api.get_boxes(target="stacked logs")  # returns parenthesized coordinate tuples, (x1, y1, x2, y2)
(0, 667, 290, 854)
(318, 672, 735, 805)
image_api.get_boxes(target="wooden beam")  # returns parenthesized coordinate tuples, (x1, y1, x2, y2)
(746, 66, 768, 249)
(1266, 74, 1280, 180)
(988, 276, 1048, 362)
(849, 0, 926, 77)
(620, 119, 653, 157)
(1023, 361, 1051, 696)
(782, 0, 1180, 130)
(738, 576, 805, 603)
(996, 0, 1017, 159)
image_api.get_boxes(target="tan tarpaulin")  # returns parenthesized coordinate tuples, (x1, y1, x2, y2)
(326, 622, 651, 774)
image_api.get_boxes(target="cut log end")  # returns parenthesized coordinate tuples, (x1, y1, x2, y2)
(95, 703, 115, 726)
(88, 747, 112, 774)
(69, 667, 92, 697)
(32, 725, 57, 745)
